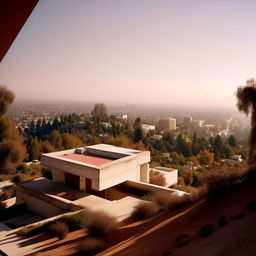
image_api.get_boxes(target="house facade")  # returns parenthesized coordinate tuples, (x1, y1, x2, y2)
(41, 144, 150, 197)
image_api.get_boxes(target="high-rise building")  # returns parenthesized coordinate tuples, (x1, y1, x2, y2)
(183, 116, 193, 126)
(158, 118, 176, 131)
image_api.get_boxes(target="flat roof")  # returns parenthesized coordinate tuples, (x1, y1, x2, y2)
(86, 144, 141, 155)
(61, 153, 113, 166)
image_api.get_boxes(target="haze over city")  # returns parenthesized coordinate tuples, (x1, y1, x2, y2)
(1, 0, 256, 107)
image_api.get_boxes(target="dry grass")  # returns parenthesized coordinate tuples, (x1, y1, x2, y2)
(48, 221, 69, 239)
(85, 210, 119, 238)
(131, 201, 159, 221)
(77, 237, 105, 256)
(17, 210, 87, 237)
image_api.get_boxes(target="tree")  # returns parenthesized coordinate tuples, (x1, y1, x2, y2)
(91, 103, 108, 122)
(228, 135, 237, 148)
(192, 132, 200, 156)
(236, 78, 256, 164)
(175, 134, 192, 157)
(133, 117, 143, 143)
(27, 137, 42, 161)
(223, 144, 233, 159)
(213, 135, 224, 160)
(0, 86, 27, 173)
(197, 150, 214, 166)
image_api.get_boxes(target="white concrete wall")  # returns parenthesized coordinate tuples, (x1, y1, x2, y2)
(52, 168, 65, 184)
(140, 163, 149, 182)
(16, 186, 64, 218)
(42, 155, 99, 180)
(99, 156, 138, 190)
(158, 170, 178, 187)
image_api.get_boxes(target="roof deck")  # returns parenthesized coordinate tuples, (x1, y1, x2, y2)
(61, 153, 113, 167)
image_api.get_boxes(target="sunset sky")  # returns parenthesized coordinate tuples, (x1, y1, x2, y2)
(1, 0, 256, 107)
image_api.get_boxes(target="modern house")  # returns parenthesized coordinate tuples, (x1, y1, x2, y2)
(16, 144, 182, 219)
(40, 144, 150, 196)
(141, 124, 156, 134)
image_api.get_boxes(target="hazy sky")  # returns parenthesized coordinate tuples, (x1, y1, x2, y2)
(1, 0, 256, 107)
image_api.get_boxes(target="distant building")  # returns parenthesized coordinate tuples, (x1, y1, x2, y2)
(183, 116, 193, 126)
(141, 124, 155, 133)
(116, 114, 128, 120)
(231, 155, 243, 162)
(148, 135, 163, 143)
(225, 155, 243, 165)
(204, 124, 216, 129)
(194, 120, 204, 127)
(158, 118, 176, 131)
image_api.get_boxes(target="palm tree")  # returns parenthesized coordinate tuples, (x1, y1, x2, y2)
(236, 78, 256, 165)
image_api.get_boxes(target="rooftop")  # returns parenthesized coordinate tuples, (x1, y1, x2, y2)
(61, 153, 113, 167)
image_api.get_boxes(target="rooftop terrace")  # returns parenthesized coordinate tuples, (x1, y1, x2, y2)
(61, 153, 113, 167)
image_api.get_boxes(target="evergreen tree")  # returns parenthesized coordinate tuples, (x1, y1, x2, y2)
(133, 117, 143, 143)
(228, 135, 237, 147)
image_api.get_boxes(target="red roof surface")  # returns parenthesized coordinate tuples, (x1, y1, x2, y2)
(61, 153, 112, 166)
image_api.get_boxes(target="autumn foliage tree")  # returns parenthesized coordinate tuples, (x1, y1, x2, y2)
(0, 86, 27, 173)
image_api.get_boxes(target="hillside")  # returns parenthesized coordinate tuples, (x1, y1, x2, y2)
(25, 181, 256, 256)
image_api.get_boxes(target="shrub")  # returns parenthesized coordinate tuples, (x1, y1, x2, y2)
(59, 210, 87, 231)
(48, 221, 69, 239)
(0, 190, 12, 201)
(200, 224, 214, 237)
(150, 171, 166, 186)
(217, 216, 227, 227)
(247, 200, 256, 212)
(204, 165, 247, 195)
(131, 201, 159, 221)
(85, 211, 119, 238)
(12, 175, 22, 184)
(18, 210, 87, 237)
(77, 238, 105, 256)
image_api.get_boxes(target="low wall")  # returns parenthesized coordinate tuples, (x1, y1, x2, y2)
(16, 184, 76, 218)
(125, 180, 188, 196)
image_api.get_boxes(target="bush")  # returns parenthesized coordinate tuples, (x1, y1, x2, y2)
(48, 221, 69, 239)
(0, 190, 12, 201)
(200, 224, 214, 237)
(85, 211, 119, 238)
(18, 210, 87, 237)
(12, 175, 22, 184)
(150, 171, 166, 186)
(131, 201, 159, 221)
(217, 216, 227, 227)
(77, 238, 105, 256)
(59, 210, 87, 231)
(204, 165, 247, 195)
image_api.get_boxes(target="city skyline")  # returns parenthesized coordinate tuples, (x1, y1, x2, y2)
(1, 0, 256, 107)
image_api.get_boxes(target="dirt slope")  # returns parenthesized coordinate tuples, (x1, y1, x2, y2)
(30, 183, 256, 256)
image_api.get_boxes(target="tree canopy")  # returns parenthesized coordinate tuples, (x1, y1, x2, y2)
(0, 86, 27, 173)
